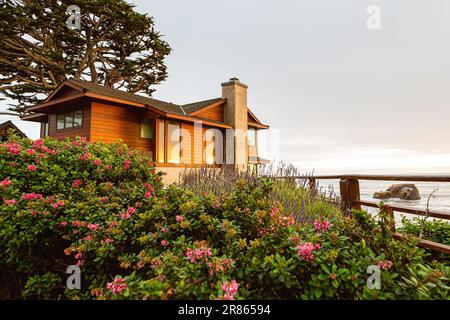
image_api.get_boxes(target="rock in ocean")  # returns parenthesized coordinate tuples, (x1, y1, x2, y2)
(373, 184, 421, 200)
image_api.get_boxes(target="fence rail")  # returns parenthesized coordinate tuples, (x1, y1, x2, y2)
(273, 174, 450, 254)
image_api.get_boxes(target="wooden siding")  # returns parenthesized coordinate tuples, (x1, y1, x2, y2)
(180, 122, 205, 164)
(47, 102, 91, 140)
(194, 104, 224, 122)
(90, 101, 154, 153)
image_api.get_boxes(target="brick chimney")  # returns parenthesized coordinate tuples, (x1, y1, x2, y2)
(221, 78, 248, 169)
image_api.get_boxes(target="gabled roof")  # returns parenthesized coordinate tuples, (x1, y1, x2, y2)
(0, 120, 27, 138)
(65, 79, 185, 115)
(24, 78, 268, 129)
(28, 79, 228, 118)
(182, 98, 225, 114)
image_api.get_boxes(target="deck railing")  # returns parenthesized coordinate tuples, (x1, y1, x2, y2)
(272, 174, 450, 254)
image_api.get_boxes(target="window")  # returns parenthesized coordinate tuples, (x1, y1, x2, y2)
(204, 128, 223, 165)
(157, 121, 165, 163)
(73, 111, 83, 127)
(57, 115, 65, 130)
(56, 110, 83, 130)
(205, 130, 216, 164)
(167, 121, 181, 164)
(157, 120, 181, 164)
(140, 119, 153, 138)
(248, 128, 257, 147)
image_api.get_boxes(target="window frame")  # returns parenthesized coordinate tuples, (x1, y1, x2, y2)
(56, 109, 84, 131)
(157, 119, 182, 164)
(247, 127, 257, 147)
(140, 119, 154, 139)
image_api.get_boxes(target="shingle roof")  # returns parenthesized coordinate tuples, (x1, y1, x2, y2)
(182, 98, 225, 114)
(67, 79, 186, 115)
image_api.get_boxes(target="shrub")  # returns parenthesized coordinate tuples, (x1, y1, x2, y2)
(398, 217, 450, 263)
(0, 135, 448, 300)
(0, 135, 163, 298)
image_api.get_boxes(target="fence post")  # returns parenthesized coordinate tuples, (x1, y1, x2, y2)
(308, 178, 317, 195)
(339, 178, 361, 212)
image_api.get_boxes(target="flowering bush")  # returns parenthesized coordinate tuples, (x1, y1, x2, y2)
(0, 135, 449, 300)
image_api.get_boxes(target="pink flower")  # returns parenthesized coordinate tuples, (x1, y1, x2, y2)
(102, 238, 114, 244)
(106, 277, 127, 294)
(72, 220, 85, 227)
(176, 215, 184, 222)
(186, 243, 213, 263)
(161, 227, 169, 234)
(87, 223, 100, 231)
(33, 139, 44, 148)
(378, 260, 393, 270)
(52, 201, 64, 209)
(313, 219, 333, 233)
(123, 160, 131, 170)
(60, 221, 68, 227)
(296, 242, 320, 261)
(120, 212, 131, 219)
(78, 153, 91, 161)
(93, 159, 102, 166)
(5, 142, 21, 155)
(26, 149, 35, 156)
(156, 274, 166, 282)
(220, 280, 239, 300)
(72, 179, 81, 188)
(22, 193, 43, 201)
(126, 207, 136, 215)
(0, 179, 12, 187)
(144, 191, 152, 198)
(4, 199, 16, 205)
(161, 240, 169, 247)
(27, 165, 37, 171)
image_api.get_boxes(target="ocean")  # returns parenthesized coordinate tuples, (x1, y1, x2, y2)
(314, 177, 450, 225)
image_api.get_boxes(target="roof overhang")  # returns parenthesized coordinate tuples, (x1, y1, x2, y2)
(20, 113, 48, 123)
(248, 121, 269, 129)
(247, 107, 269, 129)
(26, 93, 86, 113)
(165, 113, 232, 129)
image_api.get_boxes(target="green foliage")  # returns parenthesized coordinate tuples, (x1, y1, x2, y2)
(399, 217, 450, 245)
(398, 216, 450, 263)
(0, 0, 171, 113)
(0, 136, 448, 299)
(22, 273, 61, 300)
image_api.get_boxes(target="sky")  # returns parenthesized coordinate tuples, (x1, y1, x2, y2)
(2, 0, 450, 174)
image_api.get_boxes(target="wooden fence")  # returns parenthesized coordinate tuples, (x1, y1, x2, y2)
(273, 174, 450, 254)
